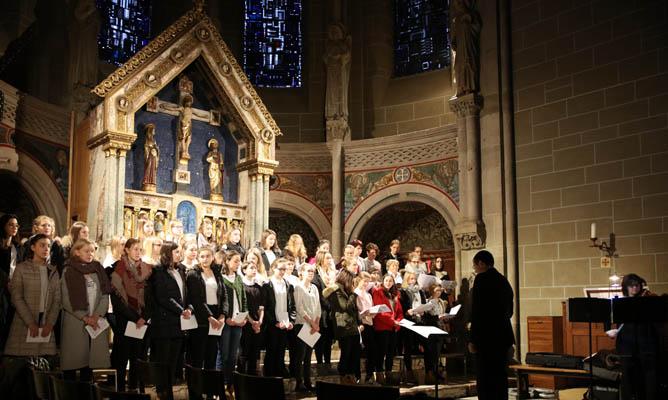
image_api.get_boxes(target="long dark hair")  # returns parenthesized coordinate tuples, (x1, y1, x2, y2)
(382, 273, 399, 298)
(621, 273, 646, 297)
(159, 241, 180, 268)
(0, 214, 19, 248)
(336, 269, 355, 294)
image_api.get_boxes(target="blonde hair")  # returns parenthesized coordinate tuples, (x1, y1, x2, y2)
(32, 215, 56, 238)
(70, 238, 95, 259)
(402, 271, 417, 288)
(110, 236, 126, 260)
(386, 259, 399, 271)
(245, 247, 267, 277)
(285, 234, 307, 260)
(142, 235, 162, 263)
(314, 250, 332, 271)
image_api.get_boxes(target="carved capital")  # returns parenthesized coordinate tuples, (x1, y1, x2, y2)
(87, 130, 137, 152)
(237, 159, 278, 177)
(326, 117, 350, 141)
(454, 220, 486, 250)
(448, 92, 483, 118)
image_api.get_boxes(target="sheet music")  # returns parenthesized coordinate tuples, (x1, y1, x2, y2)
(124, 321, 148, 339)
(297, 324, 321, 348)
(26, 328, 51, 343)
(180, 315, 198, 330)
(85, 317, 110, 339)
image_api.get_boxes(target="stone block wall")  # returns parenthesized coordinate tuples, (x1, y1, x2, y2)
(512, 0, 668, 356)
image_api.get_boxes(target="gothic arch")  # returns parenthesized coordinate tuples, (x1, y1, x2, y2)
(344, 183, 460, 244)
(269, 191, 331, 240)
(15, 151, 67, 234)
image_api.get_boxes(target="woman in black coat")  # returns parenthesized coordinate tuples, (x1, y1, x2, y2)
(262, 257, 296, 377)
(149, 241, 193, 390)
(185, 246, 227, 369)
(0, 214, 20, 352)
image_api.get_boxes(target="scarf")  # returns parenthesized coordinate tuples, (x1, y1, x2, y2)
(113, 256, 152, 312)
(223, 273, 245, 310)
(65, 258, 112, 311)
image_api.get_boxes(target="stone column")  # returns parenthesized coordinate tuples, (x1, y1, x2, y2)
(86, 130, 136, 248)
(247, 174, 257, 246)
(449, 93, 485, 250)
(328, 122, 345, 258)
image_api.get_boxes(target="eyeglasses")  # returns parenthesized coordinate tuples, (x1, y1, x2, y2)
(276, 267, 287, 271)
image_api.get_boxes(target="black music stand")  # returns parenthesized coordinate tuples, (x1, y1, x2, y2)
(611, 296, 668, 324)
(567, 298, 612, 398)
(428, 331, 449, 400)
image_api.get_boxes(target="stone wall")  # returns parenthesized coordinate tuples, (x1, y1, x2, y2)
(512, 0, 668, 355)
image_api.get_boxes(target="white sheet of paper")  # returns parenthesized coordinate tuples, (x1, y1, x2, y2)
(364, 304, 391, 315)
(85, 317, 110, 339)
(26, 328, 51, 343)
(232, 312, 249, 324)
(449, 304, 462, 315)
(297, 324, 321, 348)
(180, 315, 198, 330)
(418, 274, 438, 291)
(399, 319, 415, 327)
(208, 323, 223, 336)
(411, 302, 435, 314)
(277, 311, 290, 327)
(404, 324, 448, 339)
(124, 321, 148, 339)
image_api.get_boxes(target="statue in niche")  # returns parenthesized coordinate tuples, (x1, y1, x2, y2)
(68, 0, 100, 89)
(323, 22, 352, 121)
(206, 138, 224, 201)
(142, 123, 159, 192)
(450, 0, 481, 97)
(154, 212, 165, 238)
(123, 209, 133, 238)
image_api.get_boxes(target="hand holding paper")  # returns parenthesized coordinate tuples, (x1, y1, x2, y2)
(180, 315, 198, 330)
(85, 317, 110, 339)
(124, 321, 148, 339)
(26, 328, 51, 343)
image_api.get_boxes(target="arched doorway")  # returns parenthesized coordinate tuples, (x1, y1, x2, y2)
(0, 172, 39, 237)
(269, 209, 320, 258)
(358, 201, 455, 278)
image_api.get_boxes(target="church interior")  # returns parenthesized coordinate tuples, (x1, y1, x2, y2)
(0, 0, 667, 399)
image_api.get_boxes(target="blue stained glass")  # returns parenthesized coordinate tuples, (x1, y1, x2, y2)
(394, 0, 451, 77)
(244, 0, 302, 88)
(96, 0, 151, 66)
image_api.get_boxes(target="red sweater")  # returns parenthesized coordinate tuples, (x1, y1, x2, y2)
(372, 287, 403, 332)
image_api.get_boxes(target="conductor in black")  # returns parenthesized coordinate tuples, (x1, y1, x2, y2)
(468, 250, 514, 399)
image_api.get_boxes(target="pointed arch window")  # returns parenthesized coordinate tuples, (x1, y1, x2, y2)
(244, 0, 303, 88)
(394, 0, 451, 77)
(96, 0, 152, 66)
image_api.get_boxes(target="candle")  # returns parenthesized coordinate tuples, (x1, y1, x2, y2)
(590, 222, 597, 239)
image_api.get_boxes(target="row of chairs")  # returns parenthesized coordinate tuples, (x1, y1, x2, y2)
(32, 361, 401, 400)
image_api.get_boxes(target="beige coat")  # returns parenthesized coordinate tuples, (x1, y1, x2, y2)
(4, 260, 61, 356)
(60, 267, 110, 370)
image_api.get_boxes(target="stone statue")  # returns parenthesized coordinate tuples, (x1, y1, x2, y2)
(206, 138, 224, 201)
(68, 0, 100, 88)
(323, 22, 352, 121)
(450, 0, 481, 97)
(142, 123, 159, 192)
(177, 95, 194, 163)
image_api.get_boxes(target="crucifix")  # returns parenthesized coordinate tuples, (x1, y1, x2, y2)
(146, 75, 221, 166)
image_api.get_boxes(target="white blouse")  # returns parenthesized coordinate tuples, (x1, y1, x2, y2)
(294, 282, 321, 326)
(271, 277, 288, 322)
(204, 274, 218, 305)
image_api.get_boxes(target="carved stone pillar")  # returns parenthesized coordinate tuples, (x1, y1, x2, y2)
(327, 117, 349, 259)
(238, 159, 276, 248)
(449, 93, 485, 250)
(86, 130, 136, 247)
(0, 81, 20, 172)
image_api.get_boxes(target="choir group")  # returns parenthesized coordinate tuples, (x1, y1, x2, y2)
(0, 213, 458, 398)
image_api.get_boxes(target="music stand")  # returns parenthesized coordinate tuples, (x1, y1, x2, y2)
(567, 298, 612, 398)
(611, 296, 668, 324)
(428, 331, 449, 400)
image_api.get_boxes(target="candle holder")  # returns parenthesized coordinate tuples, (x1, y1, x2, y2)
(589, 233, 618, 259)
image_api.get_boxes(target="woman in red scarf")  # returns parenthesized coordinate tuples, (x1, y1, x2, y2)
(109, 238, 152, 391)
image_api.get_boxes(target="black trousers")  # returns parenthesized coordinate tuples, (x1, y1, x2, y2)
(314, 321, 333, 364)
(337, 334, 361, 376)
(263, 325, 288, 377)
(402, 329, 421, 371)
(63, 367, 92, 381)
(621, 353, 657, 400)
(240, 324, 263, 375)
(292, 324, 315, 385)
(360, 324, 375, 377)
(287, 326, 298, 377)
(187, 326, 219, 370)
(375, 330, 397, 373)
(475, 348, 509, 400)
(111, 334, 147, 390)
(151, 337, 183, 388)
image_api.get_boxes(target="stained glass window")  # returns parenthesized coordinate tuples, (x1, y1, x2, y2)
(96, 0, 151, 66)
(394, 0, 450, 77)
(244, 0, 302, 88)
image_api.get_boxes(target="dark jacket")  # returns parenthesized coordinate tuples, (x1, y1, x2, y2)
(186, 266, 228, 327)
(220, 273, 247, 318)
(223, 242, 246, 261)
(0, 243, 19, 277)
(107, 260, 151, 334)
(243, 279, 265, 322)
(257, 247, 282, 271)
(399, 287, 427, 323)
(380, 252, 403, 275)
(470, 267, 514, 351)
(312, 269, 331, 329)
(324, 284, 360, 338)
(149, 264, 193, 339)
(262, 278, 296, 327)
